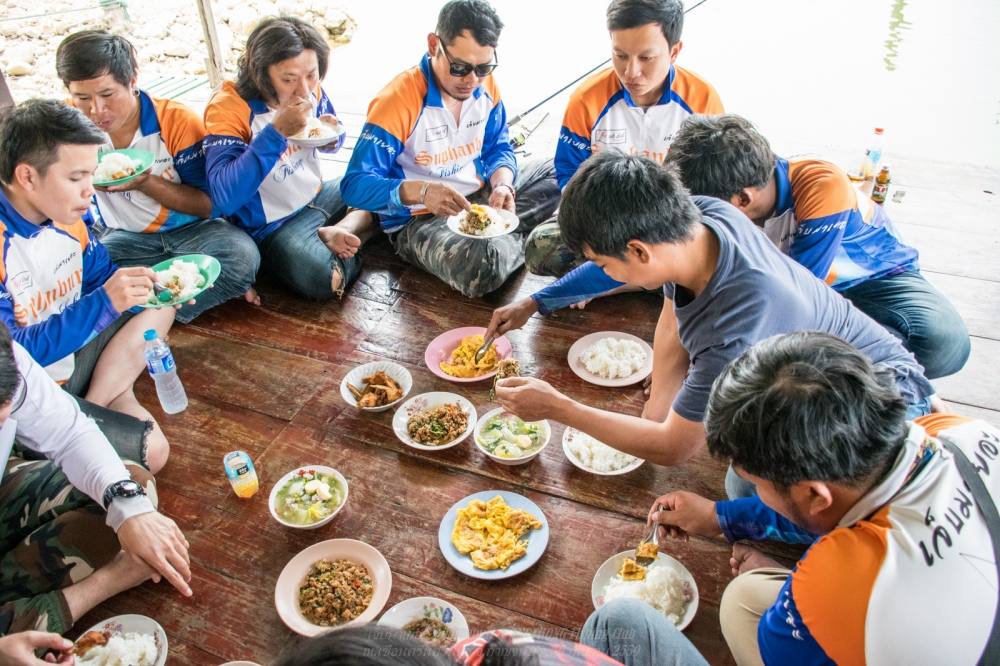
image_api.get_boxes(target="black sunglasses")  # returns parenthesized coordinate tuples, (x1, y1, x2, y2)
(436, 36, 498, 78)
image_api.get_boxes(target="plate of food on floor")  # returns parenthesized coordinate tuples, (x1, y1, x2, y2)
(446, 204, 519, 239)
(71, 614, 168, 666)
(474, 407, 550, 466)
(591, 544, 699, 630)
(341, 361, 413, 412)
(275, 538, 392, 637)
(378, 596, 470, 648)
(563, 427, 645, 475)
(567, 331, 654, 387)
(393, 392, 477, 451)
(438, 490, 549, 580)
(425, 327, 513, 383)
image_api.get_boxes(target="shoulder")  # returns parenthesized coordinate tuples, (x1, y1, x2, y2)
(149, 95, 206, 151)
(671, 65, 723, 114)
(479, 75, 502, 107)
(204, 81, 252, 139)
(788, 159, 858, 219)
(567, 67, 622, 114)
(366, 66, 427, 140)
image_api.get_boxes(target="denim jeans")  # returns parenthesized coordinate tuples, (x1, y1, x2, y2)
(258, 178, 362, 300)
(841, 270, 970, 379)
(580, 599, 709, 666)
(101, 218, 260, 324)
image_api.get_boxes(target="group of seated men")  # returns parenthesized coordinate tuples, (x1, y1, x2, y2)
(0, 0, 994, 663)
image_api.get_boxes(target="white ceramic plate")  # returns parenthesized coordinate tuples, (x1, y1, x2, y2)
(591, 550, 699, 630)
(275, 539, 392, 637)
(567, 331, 654, 388)
(392, 392, 476, 451)
(76, 614, 168, 666)
(446, 206, 519, 239)
(268, 465, 349, 530)
(562, 427, 645, 476)
(474, 407, 550, 466)
(437, 490, 549, 580)
(340, 361, 413, 412)
(378, 596, 470, 647)
(288, 119, 345, 148)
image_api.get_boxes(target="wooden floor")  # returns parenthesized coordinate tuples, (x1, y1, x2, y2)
(74, 157, 999, 665)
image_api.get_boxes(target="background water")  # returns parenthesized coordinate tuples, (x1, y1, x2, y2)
(329, 0, 1000, 168)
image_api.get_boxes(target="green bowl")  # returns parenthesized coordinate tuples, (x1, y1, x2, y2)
(94, 148, 155, 187)
(143, 254, 221, 308)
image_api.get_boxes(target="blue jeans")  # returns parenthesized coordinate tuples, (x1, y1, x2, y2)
(101, 218, 260, 324)
(842, 270, 970, 379)
(580, 599, 708, 666)
(258, 179, 361, 300)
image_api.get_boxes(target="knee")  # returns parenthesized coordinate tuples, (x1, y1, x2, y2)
(144, 429, 170, 475)
(215, 227, 262, 282)
(586, 598, 654, 635)
(909, 315, 971, 379)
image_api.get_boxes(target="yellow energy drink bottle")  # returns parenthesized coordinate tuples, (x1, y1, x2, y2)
(224, 451, 259, 498)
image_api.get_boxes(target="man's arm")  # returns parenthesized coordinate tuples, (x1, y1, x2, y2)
(643, 300, 689, 421)
(110, 174, 211, 219)
(788, 209, 853, 281)
(716, 496, 817, 544)
(531, 261, 626, 315)
(554, 93, 593, 190)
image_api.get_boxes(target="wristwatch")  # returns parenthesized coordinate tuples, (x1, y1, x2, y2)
(102, 479, 146, 510)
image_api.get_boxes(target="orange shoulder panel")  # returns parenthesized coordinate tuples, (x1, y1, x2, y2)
(672, 65, 724, 114)
(0, 220, 7, 283)
(480, 75, 502, 108)
(54, 219, 91, 250)
(562, 68, 621, 139)
(788, 159, 858, 220)
(791, 507, 892, 666)
(203, 81, 252, 142)
(365, 66, 427, 143)
(915, 413, 975, 436)
(151, 96, 206, 156)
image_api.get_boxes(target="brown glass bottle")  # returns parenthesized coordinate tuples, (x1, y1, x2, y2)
(871, 165, 891, 204)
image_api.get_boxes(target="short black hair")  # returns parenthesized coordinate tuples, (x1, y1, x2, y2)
(607, 0, 684, 46)
(559, 151, 700, 258)
(668, 114, 776, 201)
(56, 30, 138, 87)
(0, 99, 105, 185)
(705, 332, 910, 490)
(235, 16, 330, 102)
(0, 325, 19, 407)
(271, 625, 454, 666)
(436, 0, 504, 47)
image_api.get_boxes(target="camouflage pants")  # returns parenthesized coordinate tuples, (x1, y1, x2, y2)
(389, 158, 560, 298)
(523, 158, 582, 278)
(0, 457, 154, 636)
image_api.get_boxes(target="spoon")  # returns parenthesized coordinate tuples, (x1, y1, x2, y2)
(635, 505, 662, 566)
(474, 333, 496, 365)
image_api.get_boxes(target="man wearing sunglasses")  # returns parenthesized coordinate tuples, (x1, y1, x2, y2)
(341, 0, 558, 298)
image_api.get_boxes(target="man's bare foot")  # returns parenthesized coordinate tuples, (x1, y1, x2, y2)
(243, 286, 261, 306)
(730, 543, 782, 576)
(569, 299, 592, 310)
(318, 226, 361, 259)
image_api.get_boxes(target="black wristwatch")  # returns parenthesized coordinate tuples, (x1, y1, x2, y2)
(102, 479, 146, 510)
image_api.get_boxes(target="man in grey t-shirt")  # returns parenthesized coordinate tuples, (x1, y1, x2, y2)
(494, 152, 935, 468)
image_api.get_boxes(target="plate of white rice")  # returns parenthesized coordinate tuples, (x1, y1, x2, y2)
(567, 332, 653, 387)
(75, 614, 167, 666)
(93, 149, 154, 186)
(563, 427, 644, 475)
(592, 551, 698, 630)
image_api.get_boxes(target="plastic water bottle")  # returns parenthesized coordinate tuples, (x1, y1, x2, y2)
(848, 127, 885, 181)
(143, 329, 188, 414)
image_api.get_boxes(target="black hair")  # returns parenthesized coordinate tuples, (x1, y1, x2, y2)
(705, 332, 910, 490)
(56, 30, 138, 87)
(235, 16, 330, 102)
(559, 151, 700, 258)
(436, 0, 504, 47)
(668, 114, 776, 201)
(606, 0, 684, 46)
(0, 99, 105, 185)
(0, 325, 18, 407)
(271, 625, 454, 666)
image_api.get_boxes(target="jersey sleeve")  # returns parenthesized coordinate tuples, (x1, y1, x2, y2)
(756, 575, 832, 665)
(478, 80, 517, 181)
(788, 164, 859, 281)
(315, 87, 343, 155)
(554, 90, 595, 190)
(156, 98, 210, 194)
(530, 261, 624, 315)
(716, 496, 817, 544)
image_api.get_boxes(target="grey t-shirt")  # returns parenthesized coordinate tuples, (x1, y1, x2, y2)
(667, 196, 933, 422)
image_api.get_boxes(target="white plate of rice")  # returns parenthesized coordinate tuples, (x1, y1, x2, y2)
(75, 614, 167, 666)
(567, 332, 653, 387)
(563, 427, 644, 475)
(591, 551, 698, 630)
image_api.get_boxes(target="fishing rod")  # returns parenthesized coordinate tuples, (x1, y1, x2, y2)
(507, 0, 712, 127)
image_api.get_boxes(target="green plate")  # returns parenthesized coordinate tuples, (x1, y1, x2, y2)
(93, 148, 155, 187)
(142, 254, 221, 308)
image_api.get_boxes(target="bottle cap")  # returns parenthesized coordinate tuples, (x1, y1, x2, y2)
(143, 329, 157, 341)
(874, 127, 884, 134)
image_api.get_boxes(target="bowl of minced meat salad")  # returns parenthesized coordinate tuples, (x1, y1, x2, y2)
(299, 559, 374, 626)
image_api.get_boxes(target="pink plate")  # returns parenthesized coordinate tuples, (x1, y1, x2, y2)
(424, 327, 513, 383)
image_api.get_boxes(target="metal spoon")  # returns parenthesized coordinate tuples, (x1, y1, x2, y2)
(635, 506, 662, 566)
(474, 333, 496, 364)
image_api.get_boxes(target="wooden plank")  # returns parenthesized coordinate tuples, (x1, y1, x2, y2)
(894, 222, 1000, 283)
(883, 185, 999, 236)
(933, 336, 1000, 411)
(947, 401, 1000, 424)
(922, 272, 1000, 341)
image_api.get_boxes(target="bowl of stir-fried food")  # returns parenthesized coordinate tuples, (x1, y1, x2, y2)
(425, 327, 514, 383)
(340, 361, 413, 412)
(275, 539, 392, 636)
(378, 596, 470, 648)
(392, 392, 476, 451)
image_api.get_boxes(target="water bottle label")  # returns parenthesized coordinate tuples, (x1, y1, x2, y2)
(147, 352, 176, 375)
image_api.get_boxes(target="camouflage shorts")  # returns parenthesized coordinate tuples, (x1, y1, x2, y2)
(389, 158, 560, 298)
(0, 457, 154, 636)
(523, 216, 584, 278)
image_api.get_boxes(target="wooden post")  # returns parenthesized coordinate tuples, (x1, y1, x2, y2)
(0, 71, 15, 110)
(195, 0, 225, 88)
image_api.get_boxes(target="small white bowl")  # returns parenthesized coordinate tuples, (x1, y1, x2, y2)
(392, 392, 476, 451)
(591, 550, 699, 631)
(562, 427, 645, 476)
(474, 407, 551, 466)
(340, 361, 413, 412)
(377, 596, 470, 647)
(269, 465, 349, 530)
(77, 614, 167, 666)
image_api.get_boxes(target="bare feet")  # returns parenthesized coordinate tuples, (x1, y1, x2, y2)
(318, 226, 361, 259)
(243, 286, 261, 306)
(569, 299, 592, 310)
(730, 543, 782, 576)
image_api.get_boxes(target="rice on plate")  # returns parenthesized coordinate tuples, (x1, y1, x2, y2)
(564, 428, 642, 474)
(579, 337, 647, 379)
(602, 562, 694, 626)
(94, 152, 141, 182)
(77, 632, 158, 666)
(155, 259, 205, 302)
